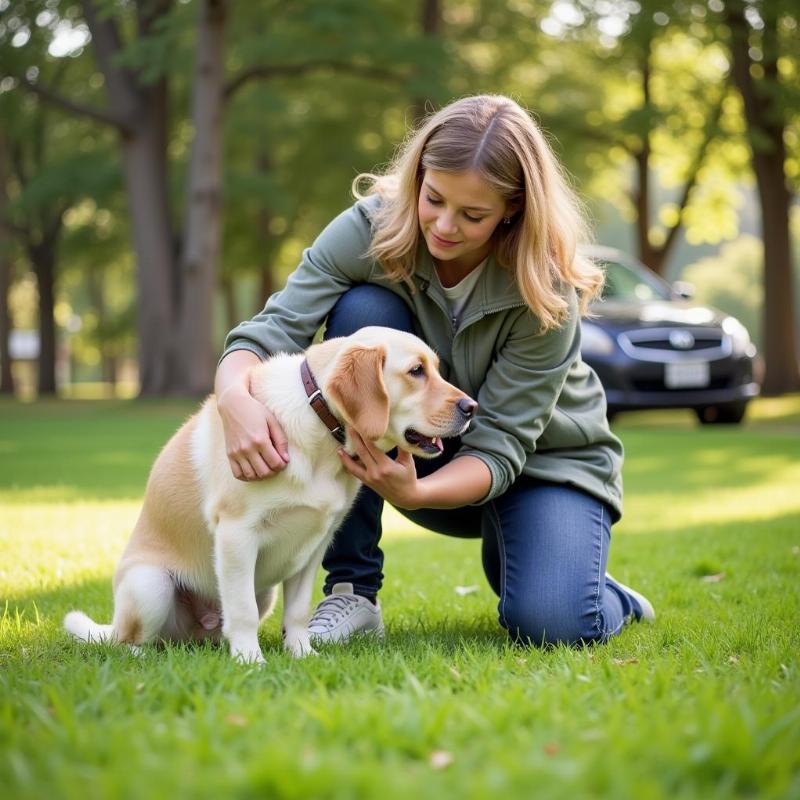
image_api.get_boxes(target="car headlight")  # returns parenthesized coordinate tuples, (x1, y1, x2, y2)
(580, 321, 615, 356)
(722, 316, 753, 356)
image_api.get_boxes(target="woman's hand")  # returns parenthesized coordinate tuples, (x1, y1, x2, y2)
(337, 429, 424, 510)
(217, 384, 290, 481)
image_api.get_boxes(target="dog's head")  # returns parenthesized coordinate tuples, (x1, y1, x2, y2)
(323, 327, 477, 458)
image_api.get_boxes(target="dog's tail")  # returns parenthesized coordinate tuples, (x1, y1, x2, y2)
(63, 611, 114, 644)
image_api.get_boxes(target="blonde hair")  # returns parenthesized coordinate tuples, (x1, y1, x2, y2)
(351, 94, 603, 331)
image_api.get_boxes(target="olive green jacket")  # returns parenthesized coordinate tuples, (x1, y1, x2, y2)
(222, 195, 624, 520)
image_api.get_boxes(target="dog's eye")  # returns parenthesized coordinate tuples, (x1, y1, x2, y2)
(408, 364, 425, 377)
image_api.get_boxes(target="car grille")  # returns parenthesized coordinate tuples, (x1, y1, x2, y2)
(618, 327, 730, 362)
(631, 376, 732, 392)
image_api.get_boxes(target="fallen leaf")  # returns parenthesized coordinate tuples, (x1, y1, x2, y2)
(728, 655, 740, 664)
(454, 585, 479, 596)
(225, 713, 248, 727)
(700, 572, 726, 583)
(543, 742, 560, 756)
(135, 682, 146, 693)
(429, 750, 454, 769)
(612, 658, 639, 666)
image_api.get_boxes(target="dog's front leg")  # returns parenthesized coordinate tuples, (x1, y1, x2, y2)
(215, 520, 264, 664)
(281, 539, 329, 658)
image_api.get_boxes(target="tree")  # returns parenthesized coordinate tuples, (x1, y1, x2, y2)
(0, 25, 116, 396)
(13, 0, 433, 395)
(526, 1, 743, 277)
(0, 134, 15, 395)
(723, 0, 799, 394)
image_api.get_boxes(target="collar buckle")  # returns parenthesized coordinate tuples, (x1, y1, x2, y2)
(301, 359, 347, 446)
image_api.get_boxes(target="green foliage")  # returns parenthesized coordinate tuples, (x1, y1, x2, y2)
(683, 234, 764, 346)
(528, 1, 753, 250)
(1, 396, 799, 798)
(682, 209, 800, 349)
(220, 0, 452, 285)
(2, 0, 798, 383)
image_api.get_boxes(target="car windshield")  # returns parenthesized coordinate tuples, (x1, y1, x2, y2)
(600, 260, 672, 302)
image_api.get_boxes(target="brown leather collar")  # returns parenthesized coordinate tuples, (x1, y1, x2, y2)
(300, 359, 346, 445)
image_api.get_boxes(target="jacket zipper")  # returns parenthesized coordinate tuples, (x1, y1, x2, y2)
(418, 275, 526, 395)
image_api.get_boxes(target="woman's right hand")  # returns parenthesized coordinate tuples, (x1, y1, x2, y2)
(217, 383, 290, 481)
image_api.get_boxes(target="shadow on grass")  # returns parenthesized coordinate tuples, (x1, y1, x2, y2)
(1, 571, 508, 661)
(5, 505, 799, 663)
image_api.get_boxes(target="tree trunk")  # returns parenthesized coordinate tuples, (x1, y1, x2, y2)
(633, 42, 656, 272)
(85, 267, 117, 393)
(0, 140, 15, 395)
(727, 2, 800, 394)
(119, 85, 177, 396)
(411, 0, 441, 127)
(258, 269, 274, 312)
(634, 141, 654, 270)
(0, 249, 13, 395)
(220, 274, 238, 335)
(256, 150, 275, 313)
(80, 0, 179, 396)
(172, 0, 228, 395)
(29, 240, 57, 395)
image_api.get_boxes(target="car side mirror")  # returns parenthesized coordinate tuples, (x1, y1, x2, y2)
(671, 280, 695, 300)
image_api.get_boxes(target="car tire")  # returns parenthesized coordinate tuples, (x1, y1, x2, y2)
(695, 401, 748, 425)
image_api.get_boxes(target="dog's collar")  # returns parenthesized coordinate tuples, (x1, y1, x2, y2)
(300, 359, 346, 445)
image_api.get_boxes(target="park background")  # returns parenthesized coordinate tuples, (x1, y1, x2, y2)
(1, 2, 799, 799)
(0, 0, 799, 399)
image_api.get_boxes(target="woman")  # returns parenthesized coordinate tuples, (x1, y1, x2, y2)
(214, 94, 654, 647)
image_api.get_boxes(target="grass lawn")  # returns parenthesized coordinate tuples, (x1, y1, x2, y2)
(1, 395, 799, 799)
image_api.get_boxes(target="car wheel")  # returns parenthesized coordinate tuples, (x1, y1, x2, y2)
(695, 401, 748, 425)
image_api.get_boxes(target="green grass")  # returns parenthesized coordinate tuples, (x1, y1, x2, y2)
(1, 396, 799, 800)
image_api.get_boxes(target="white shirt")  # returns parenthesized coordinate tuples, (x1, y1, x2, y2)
(434, 257, 488, 329)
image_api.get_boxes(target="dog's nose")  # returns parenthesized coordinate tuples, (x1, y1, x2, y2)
(457, 397, 478, 418)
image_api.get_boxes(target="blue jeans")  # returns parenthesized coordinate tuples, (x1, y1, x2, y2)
(323, 284, 637, 646)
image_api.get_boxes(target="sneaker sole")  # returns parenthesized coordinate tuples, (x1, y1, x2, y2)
(309, 622, 385, 645)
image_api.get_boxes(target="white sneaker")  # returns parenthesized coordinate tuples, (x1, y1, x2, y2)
(606, 573, 656, 622)
(308, 582, 384, 644)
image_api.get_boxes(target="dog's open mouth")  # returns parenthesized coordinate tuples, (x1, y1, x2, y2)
(404, 428, 444, 454)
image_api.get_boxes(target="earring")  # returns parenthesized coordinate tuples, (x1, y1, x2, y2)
(503, 216, 511, 224)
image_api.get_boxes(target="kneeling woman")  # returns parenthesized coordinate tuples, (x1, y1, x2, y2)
(214, 94, 655, 646)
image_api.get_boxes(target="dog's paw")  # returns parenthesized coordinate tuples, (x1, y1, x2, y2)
(229, 638, 266, 665)
(283, 634, 317, 659)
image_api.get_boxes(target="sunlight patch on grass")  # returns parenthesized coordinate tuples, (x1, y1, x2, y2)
(382, 506, 434, 540)
(0, 501, 135, 596)
(620, 459, 800, 534)
(747, 394, 800, 423)
(1, 485, 110, 505)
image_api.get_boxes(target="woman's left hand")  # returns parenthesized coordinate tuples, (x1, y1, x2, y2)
(338, 429, 423, 510)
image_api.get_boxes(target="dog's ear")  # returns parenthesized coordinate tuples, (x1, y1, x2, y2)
(326, 345, 389, 441)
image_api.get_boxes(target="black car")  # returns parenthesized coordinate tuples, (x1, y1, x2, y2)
(580, 246, 760, 424)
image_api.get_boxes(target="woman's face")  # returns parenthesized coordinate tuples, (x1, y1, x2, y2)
(418, 169, 511, 273)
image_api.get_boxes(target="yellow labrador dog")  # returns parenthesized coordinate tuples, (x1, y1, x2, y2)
(64, 327, 476, 661)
